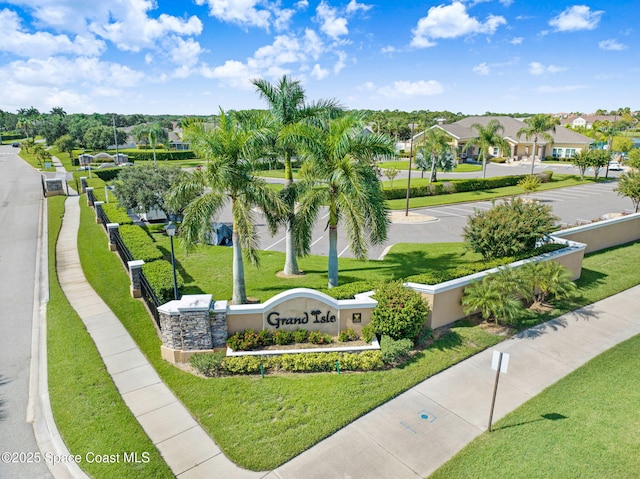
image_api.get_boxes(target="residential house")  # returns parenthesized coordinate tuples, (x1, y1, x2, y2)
(413, 116, 593, 161)
(559, 115, 619, 129)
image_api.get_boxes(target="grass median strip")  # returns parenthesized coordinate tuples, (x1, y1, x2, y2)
(75, 194, 640, 471)
(47, 196, 172, 479)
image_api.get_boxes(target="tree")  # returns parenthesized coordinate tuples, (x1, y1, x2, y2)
(252, 75, 343, 276)
(615, 171, 640, 212)
(464, 119, 511, 178)
(384, 167, 399, 188)
(571, 149, 591, 180)
(518, 261, 576, 305)
(114, 164, 186, 217)
(463, 197, 558, 260)
(628, 149, 640, 170)
(590, 149, 611, 180)
(173, 110, 286, 304)
(32, 143, 51, 168)
(517, 114, 559, 175)
(461, 271, 524, 325)
(612, 136, 634, 155)
(131, 123, 169, 163)
(84, 125, 126, 150)
(518, 175, 541, 195)
(54, 134, 76, 158)
(415, 128, 456, 182)
(292, 113, 395, 288)
(42, 115, 69, 145)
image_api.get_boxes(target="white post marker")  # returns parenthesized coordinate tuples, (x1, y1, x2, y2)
(488, 350, 509, 432)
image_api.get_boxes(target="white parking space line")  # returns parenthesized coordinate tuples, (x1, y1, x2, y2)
(423, 207, 466, 218)
(338, 246, 350, 257)
(310, 236, 324, 247)
(438, 206, 479, 214)
(264, 236, 286, 250)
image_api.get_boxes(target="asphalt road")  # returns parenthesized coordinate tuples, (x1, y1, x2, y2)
(0, 146, 52, 478)
(212, 162, 631, 261)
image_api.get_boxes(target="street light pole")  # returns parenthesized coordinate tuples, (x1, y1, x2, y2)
(165, 222, 179, 300)
(404, 122, 418, 216)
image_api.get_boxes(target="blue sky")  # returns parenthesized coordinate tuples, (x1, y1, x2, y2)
(0, 0, 636, 115)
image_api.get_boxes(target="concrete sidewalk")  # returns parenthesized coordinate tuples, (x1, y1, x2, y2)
(53, 166, 640, 478)
(272, 287, 640, 479)
(56, 194, 266, 479)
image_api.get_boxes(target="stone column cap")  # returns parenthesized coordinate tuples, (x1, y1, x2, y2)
(95, 200, 104, 206)
(177, 294, 213, 313)
(212, 300, 228, 313)
(127, 259, 145, 269)
(86, 186, 94, 191)
(106, 223, 119, 230)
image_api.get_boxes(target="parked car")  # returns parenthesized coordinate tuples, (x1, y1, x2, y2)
(11, 142, 19, 147)
(608, 161, 623, 171)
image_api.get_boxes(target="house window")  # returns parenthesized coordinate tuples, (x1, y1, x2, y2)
(492, 147, 499, 156)
(552, 148, 562, 158)
(565, 149, 577, 158)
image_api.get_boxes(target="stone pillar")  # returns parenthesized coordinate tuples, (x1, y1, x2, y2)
(80, 176, 87, 194)
(210, 300, 228, 348)
(107, 223, 119, 251)
(86, 187, 95, 206)
(177, 295, 214, 351)
(127, 260, 144, 298)
(158, 303, 182, 350)
(95, 201, 104, 224)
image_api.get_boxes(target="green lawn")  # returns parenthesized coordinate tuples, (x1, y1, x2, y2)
(46, 197, 173, 478)
(431, 325, 640, 478)
(377, 160, 483, 173)
(257, 168, 300, 179)
(74, 191, 640, 471)
(386, 174, 606, 210)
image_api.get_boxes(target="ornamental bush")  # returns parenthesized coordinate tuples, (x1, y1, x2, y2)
(463, 197, 558, 260)
(118, 224, 164, 262)
(190, 351, 225, 377)
(380, 335, 414, 365)
(101, 203, 133, 225)
(371, 281, 430, 341)
(142, 260, 184, 304)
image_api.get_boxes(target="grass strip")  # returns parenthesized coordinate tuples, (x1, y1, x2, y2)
(47, 196, 173, 478)
(430, 326, 640, 478)
(77, 199, 503, 470)
(76, 193, 640, 471)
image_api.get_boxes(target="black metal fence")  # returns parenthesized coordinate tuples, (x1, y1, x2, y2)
(140, 273, 161, 327)
(87, 193, 161, 328)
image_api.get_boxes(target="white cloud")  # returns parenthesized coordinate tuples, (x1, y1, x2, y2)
(346, 0, 372, 14)
(0, 8, 105, 58)
(381, 45, 396, 54)
(510, 36, 523, 45)
(378, 80, 444, 97)
(549, 5, 603, 32)
(194, 0, 270, 29)
(599, 39, 626, 51)
(311, 63, 329, 79)
(315, 1, 348, 40)
(411, 2, 506, 48)
(537, 84, 586, 93)
(529, 62, 566, 75)
(333, 51, 347, 74)
(473, 62, 490, 75)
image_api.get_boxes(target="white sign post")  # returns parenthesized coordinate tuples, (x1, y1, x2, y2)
(488, 350, 509, 432)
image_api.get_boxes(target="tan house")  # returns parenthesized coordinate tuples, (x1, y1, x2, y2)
(413, 116, 593, 161)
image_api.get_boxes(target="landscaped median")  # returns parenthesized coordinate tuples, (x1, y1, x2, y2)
(70, 189, 640, 472)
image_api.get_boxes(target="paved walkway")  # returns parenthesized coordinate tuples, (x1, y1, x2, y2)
(50, 156, 640, 478)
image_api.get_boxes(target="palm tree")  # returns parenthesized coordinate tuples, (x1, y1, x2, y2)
(517, 114, 559, 174)
(252, 75, 343, 276)
(292, 113, 395, 288)
(132, 123, 168, 164)
(173, 110, 286, 304)
(464, 119, 511, 178)
(415, 128, 456, 182)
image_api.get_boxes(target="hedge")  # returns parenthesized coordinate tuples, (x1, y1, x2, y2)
(191, 350, 385, 376)
(102, 203, 133, 225)
(383, 171, 553, 200)
(118, 149, 196, 161)
(142, 260, 184, 304)
(118, 224, 163, 262)
(323, 280, 379, 299)
(1, 133, 23, 141)
(94, 169, 122, 181)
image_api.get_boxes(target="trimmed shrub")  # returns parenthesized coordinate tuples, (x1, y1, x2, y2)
(102, 203, 133, 225)
(380, 335, 414, 364)
(142, 260, 184, 304)
(119, 224, 164, 262)
(371, 281, 430, 341)
(463, 197, 558, 260)
(324, 280, 377, 299)
(257, 329, 274, 347)
(118, 149, 196, 162)
(273, 330, 294, 346)
(94, 169, 122, 182)
(361, 324, 376, 344)
(190, 351, 225, 377)
(338, 328, 359, 342)
(223, 355, 263, 374)
(308, 331, 333, 345)
(292, 328, 309, 343)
